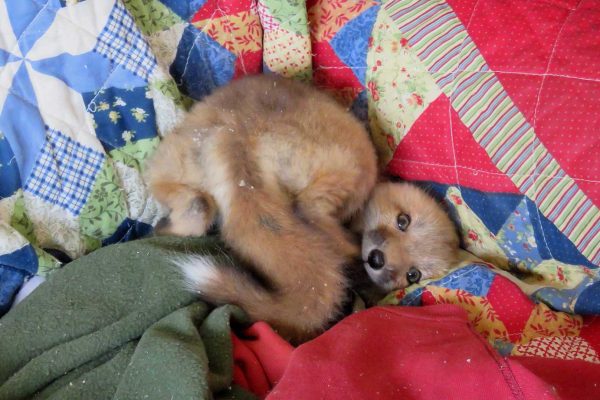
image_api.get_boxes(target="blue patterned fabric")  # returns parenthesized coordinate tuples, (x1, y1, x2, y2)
(158, 0, 207, 20)
(170, 25, 236, 100)
(0, 245, 38, 315)
(430, 265, 497, 297)
(24, 128, 105, 215)
(83, 87, 158, 151)
(497, 198, 544, 270)
(330, 6, 380, 86)
(351, 90, 369, 125)
(420, 182, 600, 314)
(0, 133, 20, 199)
(576, 282, 600, 315)
(94, 2, 157, 81)
(101, 218, 153, 247)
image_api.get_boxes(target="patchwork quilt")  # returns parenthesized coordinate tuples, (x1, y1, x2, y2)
(0, 0, 599, 376)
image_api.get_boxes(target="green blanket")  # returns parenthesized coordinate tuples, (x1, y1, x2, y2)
(0, 236, 257, 400)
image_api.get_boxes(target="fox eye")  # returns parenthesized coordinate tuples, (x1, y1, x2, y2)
(407, 267, 421, 284)
(396, 213, 411, 231)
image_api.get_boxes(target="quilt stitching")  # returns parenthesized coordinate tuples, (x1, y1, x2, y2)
(389, 158, 600, 184)
(529, 0, 582, 261)
(313, 65, 600, 83)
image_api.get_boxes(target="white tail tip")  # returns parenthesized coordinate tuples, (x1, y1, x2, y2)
(172, 255, 222, 293)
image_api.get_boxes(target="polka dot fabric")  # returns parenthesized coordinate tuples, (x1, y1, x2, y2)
(548, 0, 600, 80)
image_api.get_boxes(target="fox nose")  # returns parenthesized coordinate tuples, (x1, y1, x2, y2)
(367, 249, 385, 270)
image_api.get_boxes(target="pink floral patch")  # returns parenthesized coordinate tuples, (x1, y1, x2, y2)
(368, 80, 380, 101)
(386, 134, 396, 150)
(468, 230, 479, 242)
(450, 194, 463, 205)
(395, 289, 406, 300)
(413, 93, 423, 106)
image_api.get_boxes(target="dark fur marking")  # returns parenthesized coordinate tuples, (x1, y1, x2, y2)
(43, 248, 72, 264)
(367, 228, 386, 247)
(218, 243, 279, 293)
(236, 258, 279, 293)
(259, 214, 282, 233)
(155, 217, 171, 232)
(225, 137, 263, 190)
(381, 173, 405, 183)
(291, 199, 311, 225)
(189, 197, 207, 214)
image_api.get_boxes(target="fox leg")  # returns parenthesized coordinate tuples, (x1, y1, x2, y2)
(152, 182, 217, 237)
(295, 174, 366, 258)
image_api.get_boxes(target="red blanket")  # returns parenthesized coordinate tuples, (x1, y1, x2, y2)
(234, 305, 600, 399)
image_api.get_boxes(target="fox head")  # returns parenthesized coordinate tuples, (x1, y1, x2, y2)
(356, 182, 460, 291)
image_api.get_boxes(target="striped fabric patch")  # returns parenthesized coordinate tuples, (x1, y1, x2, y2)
(383, 0, 599, 264)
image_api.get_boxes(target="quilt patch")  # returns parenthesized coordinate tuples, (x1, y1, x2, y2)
(24, 128, 104, 215)
(94, 1, 158, 81)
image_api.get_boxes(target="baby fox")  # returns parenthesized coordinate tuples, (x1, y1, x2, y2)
(356, 182, 460, 292)
(145, 75, 378, 342)
(145, 75, 459, 342)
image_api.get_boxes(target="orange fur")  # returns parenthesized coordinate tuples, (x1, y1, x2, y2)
(359, 182, 460, 291)
(145, 76, 460, 342)
(145, 75, 378, 342)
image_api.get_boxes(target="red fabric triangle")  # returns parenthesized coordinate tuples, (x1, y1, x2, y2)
(486, 276, 535, 342)
(580, 315, 600, 356)
(234, 50, 263, 79)
(387, 94, 520, 194)
(312, 40, 363, 92)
